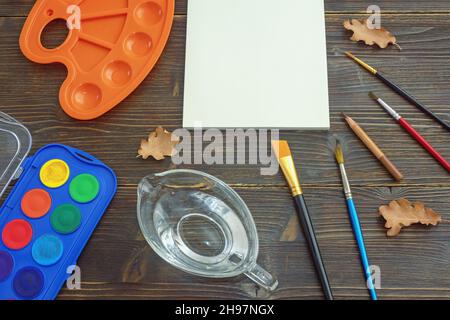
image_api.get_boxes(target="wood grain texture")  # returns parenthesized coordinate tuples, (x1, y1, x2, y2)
(4, 1, 450, 17)
(56, 186, 450, 300)
(0, 1, 448, 300)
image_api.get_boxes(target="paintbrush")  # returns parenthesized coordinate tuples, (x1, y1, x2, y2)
(369, 92, 450, 173)
(345, 52, 450, 131)
(272, 140, 333, 300)
(343, 113, 404, 181)
(334, 141, 378, 300)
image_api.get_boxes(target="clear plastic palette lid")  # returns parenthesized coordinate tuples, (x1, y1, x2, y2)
(0, 112, 32, 199)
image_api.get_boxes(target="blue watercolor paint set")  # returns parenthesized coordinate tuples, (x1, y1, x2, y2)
(0, 113, 117, 300)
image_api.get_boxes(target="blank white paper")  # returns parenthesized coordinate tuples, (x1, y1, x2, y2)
(183, 0, 330, 129)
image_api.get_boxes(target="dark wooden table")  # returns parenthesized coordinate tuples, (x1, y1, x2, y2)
(1, 1, 449, 300)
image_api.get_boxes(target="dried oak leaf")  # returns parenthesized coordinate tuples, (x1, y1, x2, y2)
(343, 19, 400, 49)
(379, 199, 442, 237)
(137, 126, 180, 160)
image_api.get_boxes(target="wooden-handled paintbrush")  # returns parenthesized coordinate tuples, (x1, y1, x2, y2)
(272, 140, 333, 300)
(334, 141, 378, 300)
(343, 113, 404, 181)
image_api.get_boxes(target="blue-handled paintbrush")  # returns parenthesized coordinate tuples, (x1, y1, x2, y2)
(334, 141, 378, 300)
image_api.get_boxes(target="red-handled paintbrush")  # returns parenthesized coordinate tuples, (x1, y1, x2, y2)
(369, 92, 450, 173)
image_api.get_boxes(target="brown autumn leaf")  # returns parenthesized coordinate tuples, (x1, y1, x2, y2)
(343, 19, 400, 49)
(379, 199, 442, 237)
(137, 126, 180, 160)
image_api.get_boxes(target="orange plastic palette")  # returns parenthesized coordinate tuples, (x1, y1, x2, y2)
(20, 0, 175, 120)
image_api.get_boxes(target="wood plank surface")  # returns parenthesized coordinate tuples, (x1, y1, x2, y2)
(0, 0, 448, 300)
(4, 1, 450, 17)
(57, 186, 450, 300)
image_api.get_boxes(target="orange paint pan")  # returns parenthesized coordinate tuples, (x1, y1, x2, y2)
(20, 0, 174, 120)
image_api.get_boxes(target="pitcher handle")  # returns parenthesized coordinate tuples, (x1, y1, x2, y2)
(245, 263, 278, 291)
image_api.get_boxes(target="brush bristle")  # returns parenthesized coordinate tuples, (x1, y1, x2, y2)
(272, 140, 291, 159)
(368, 91, 379, 101)
(335, 142, 345, 165)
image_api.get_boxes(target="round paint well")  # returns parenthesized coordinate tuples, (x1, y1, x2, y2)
(51, 204, 82, 234)
(21, 189, 52, 219)
(135, 1, 163, 27)
(103, 61, 132, 87)
(2, 219, 33, 250)
(13, 267, 44, 299)
(69, 174, 100, 203)
(0, 251, 14, 282)
(32, 234, 64, 266)
(40, 159, 70, 188)
(124, 32, 152, 57)
(72, 83, 103, 111)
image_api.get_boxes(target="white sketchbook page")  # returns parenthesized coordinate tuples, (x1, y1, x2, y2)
(183, 0, 330, 129)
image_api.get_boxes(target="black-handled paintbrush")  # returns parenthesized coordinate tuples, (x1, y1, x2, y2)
(345, 52, 450, 131)
(272, 140, 333, 300)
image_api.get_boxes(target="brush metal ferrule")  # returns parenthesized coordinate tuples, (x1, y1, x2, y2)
(378, 98, 401, 120)
(278, 156, 303, 197)
(339, 163, 352, 199)
(346, 52, 377, 75)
